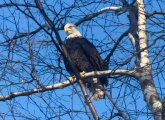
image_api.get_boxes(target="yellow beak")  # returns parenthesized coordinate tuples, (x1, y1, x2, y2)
(64, 27, 70, 32)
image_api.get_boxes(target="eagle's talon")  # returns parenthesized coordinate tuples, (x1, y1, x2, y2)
(69, 76, 75, 81)
(80, 71, 86, 77)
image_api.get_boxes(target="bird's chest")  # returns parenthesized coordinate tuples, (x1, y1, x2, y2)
(66, 40, 81, 53)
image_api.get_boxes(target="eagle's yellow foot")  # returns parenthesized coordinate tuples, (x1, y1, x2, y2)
(69, 76, 75, 81)
(80, 71, 86, 77)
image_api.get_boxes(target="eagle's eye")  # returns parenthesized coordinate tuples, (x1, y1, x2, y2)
(68, 26, 72, 29)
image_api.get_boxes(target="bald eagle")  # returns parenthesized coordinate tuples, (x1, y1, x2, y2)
(63, 23, 108, 99)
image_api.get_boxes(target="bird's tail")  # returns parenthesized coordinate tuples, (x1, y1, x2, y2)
(89, 78, 105, 100)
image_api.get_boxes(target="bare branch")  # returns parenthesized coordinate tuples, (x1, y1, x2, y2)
(0, 3, 35, 8)
(0, 69, 137, 101)
(147, 11, 165, 17)
(104, 29, 129, 65)
(10, 24, 48, 40)
(105, 92, 129, 120)
(81, 69, 138, 78)
(0, 78, 76, 101)
(75, 6, 124, 26)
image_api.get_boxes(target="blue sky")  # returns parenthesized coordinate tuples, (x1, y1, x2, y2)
(0, 0, 164, 120)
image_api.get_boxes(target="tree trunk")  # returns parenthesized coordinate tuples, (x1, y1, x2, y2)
(136, 0, 162, 119)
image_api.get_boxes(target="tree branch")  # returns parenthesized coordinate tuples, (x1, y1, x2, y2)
(104, 29, 129, 65)
(81, 69, 137, 78)
(0, 3, 35, 8)
(75, 6, 124, 26)
(10, 24, 47, 40)
(0, 78, 76, 101)
(0, 69, 137, 101)
(105, 91, 129, 120)
(147, 11, 165, 18)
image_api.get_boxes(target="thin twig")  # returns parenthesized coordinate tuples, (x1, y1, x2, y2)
(105, 92, 129, 120)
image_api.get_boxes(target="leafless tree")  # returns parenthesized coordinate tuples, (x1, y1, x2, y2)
(0, 0, 164, 120)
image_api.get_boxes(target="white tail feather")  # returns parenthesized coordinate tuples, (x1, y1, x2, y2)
(89, 78, 105, 100)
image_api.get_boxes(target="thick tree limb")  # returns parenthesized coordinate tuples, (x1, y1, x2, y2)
(81, 69, 137, 78)
(0, 78, 76, 101)
(0, 69, 136, 101)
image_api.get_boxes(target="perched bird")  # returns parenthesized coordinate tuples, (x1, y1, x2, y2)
(63, 23, 108, 99)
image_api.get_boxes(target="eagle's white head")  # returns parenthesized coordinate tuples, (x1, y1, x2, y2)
(64, 23, 82, 39)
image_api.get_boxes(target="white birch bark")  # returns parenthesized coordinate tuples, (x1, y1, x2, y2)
(137, 0, 162, 119)
(0, 69, 135, 101)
